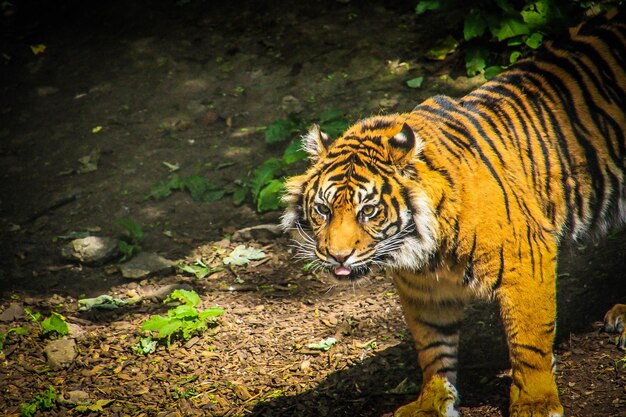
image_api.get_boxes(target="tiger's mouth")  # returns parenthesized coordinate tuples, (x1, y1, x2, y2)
(331, 265, 369, 280)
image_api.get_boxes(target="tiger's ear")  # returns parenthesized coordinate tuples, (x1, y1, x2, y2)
(301, 124, 332, 161)
(388, 123, 423, 166)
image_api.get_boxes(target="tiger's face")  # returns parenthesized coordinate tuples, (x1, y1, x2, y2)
(281, 119, 439, 279)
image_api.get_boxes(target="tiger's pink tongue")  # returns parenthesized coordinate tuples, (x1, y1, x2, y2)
(334, 266, 352, 276)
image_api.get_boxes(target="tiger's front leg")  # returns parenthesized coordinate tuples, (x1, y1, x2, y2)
(497, 246, 564, 417)
(392, 270, 467, 417)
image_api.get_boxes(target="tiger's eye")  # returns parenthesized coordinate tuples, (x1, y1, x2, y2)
(315, 203, 331, 216)
(361, 205, 377, 217)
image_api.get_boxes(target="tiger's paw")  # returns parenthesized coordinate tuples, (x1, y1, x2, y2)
(603, 303, 626, 348)
(394, 375, 459, 417)
(510, 390, 563, 417)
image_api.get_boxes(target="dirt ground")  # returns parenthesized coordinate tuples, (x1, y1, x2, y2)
(1, 1, 625, 416)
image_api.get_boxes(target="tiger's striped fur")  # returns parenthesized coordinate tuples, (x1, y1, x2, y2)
(282, 10, 626, 417)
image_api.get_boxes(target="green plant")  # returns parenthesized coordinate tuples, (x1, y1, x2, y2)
(178, 259, 224, 279)
(415, 0, 607, 77)
(21, 386, 58, 417)
(148, 173, 225, 203)
(237, 108, 351, 212)
(23, 308, 69, 338)
(117, 218, 143, 261)
(137, 289, 223, 350)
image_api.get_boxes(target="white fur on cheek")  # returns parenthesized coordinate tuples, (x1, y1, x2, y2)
(387, 190, 439, 271)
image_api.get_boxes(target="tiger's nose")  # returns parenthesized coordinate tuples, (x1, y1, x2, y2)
(329, 249, 354, 265)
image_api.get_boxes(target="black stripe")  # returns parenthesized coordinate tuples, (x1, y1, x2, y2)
(491, 245, 504, 291)
(512, 342, 548, 357)
(414, 318, 462, 336)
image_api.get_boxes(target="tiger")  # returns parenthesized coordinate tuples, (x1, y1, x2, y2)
(281, 9, 626, 417)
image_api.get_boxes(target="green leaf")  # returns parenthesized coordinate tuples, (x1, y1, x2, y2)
(320, 119, 349, 139)
(168, 174, 185, 191)
(521, 1, 550, 28)
(223, 245, 266, 266)
(232, 186, 248, 206)
(249, 158, 283, 198)
(118, 240, 140, 262)
(424, 35, 458, 60)
(257, 179, 284, 212)
(165, 289, 201, 306)
(307, 337, 337, 351)
(132, 336, 157, 355)
(41, 312, 69, 336)
(168, 305, 199, 320)
(525, 32, 543, 49)
(117, 218, 144, 241)
(75, 399, 114, 413)
(484, 66, 504, 79)
(490, 16, 530, 41)
(199, 307, 225, 320)
(148, 180, 172, 200)
(141, 315, 170, 332)
(464, 10, 487, 41)
(465, 45, 488, 76)
(282, 139, 308, 165)
(156, 319, 183, 339)
(265, 118, 298, 144)
(181, 175, 210, 201)
(406, 76, 424, 88)
(415, 0, 441, 14)
(509, 50, 522, 64)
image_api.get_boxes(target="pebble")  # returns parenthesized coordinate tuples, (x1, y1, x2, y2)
(118, 252, 174, 279)
(0, 303, 24, 322)
(44, 338, 77, 370)
(61, 236, 119, 265)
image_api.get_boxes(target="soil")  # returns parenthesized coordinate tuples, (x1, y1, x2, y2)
(0, 1, 625, 416)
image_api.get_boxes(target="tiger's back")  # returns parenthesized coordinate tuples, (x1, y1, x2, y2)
(281, 9, 626, 417)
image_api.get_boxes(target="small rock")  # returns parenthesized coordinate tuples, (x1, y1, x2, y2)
(232, 224, 283, 242)
(118, 252, 174, 279)
(0, 303, 24, 322)
(65, 390, 90, 404)
(61, 236, 119, 265)
(67, 322, 87, 339)
(44, 339, 77, 370)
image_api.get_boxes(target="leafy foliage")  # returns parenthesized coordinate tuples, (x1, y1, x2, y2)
(137, 289, 223, 351)
(238, 108, 351, 212)
(117, 218, 144, 262)
(415, 0, 605, 77)
(149, 174, 224, 202)
(22, 308, 69, 338)
(21, 386, 58, 417)
(178, 259, 224, 279)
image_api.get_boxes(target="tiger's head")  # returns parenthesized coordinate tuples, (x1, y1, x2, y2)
(281, 117, 440, 279)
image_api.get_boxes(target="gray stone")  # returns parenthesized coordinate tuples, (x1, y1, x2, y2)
(44, 339, 77, 370)
(232, 224, 283, 242)
(118, 252, 174, 279)
(0, 303, 24, 322)
(61, 236, 119, 264)
(65, 390, 90, 404)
